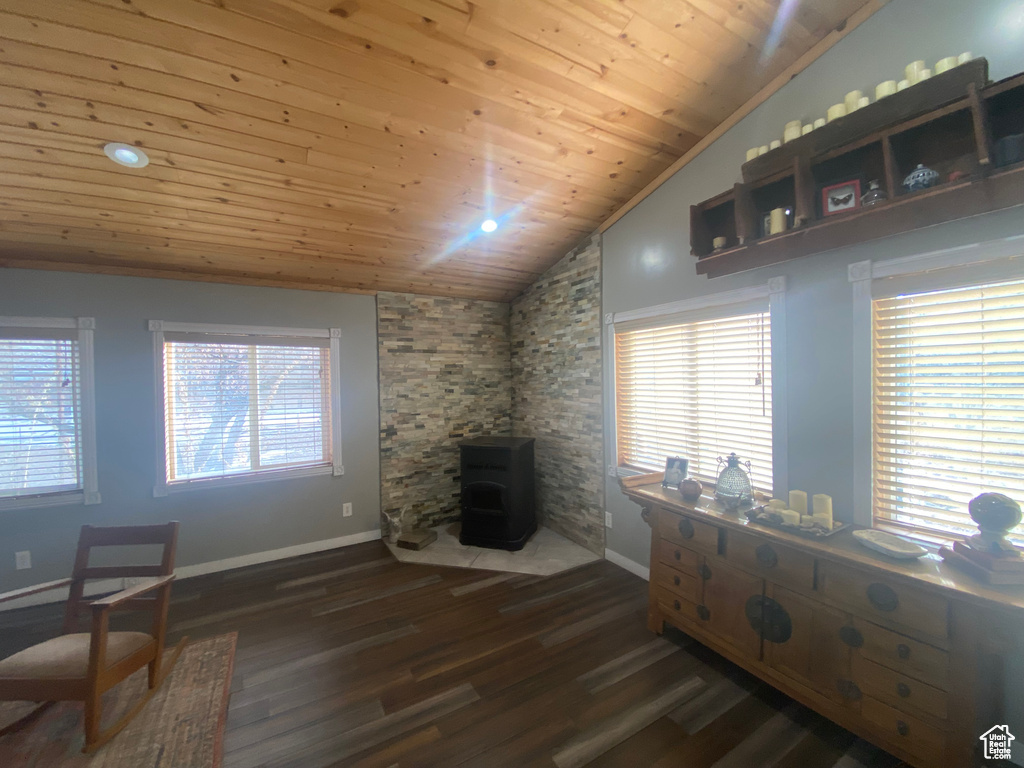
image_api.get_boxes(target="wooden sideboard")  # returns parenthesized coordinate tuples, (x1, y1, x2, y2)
(621, 477, 1024, 768)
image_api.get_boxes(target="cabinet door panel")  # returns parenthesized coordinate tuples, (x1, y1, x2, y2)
(700, 558, 763, 661)
(766, 584, 852, 706)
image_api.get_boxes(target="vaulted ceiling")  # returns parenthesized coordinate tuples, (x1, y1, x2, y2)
(0, 0, 869, 301)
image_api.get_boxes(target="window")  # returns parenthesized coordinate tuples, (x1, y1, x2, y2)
(0, 317, 98, 509)
(151, 322, 343, 493)
(872, 277, 1024, 544)
(613, 296, 775, 493)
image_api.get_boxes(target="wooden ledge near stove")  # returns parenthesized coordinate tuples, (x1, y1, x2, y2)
(619, 472, 1024, 768)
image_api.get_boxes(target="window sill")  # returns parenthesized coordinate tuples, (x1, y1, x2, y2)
(154, 463, 336, 496)
(0, 490, 86, 511)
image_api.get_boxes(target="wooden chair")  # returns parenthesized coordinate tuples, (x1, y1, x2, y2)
(0, 522, 186, 752)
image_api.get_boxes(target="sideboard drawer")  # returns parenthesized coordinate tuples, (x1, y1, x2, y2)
(852, 655, 948, 721)
(655, 563, 700, 604)
(658, 510, 720, 555)
(820, 562, 948, 640)
(861, 697, 946, 767)
(850, 618, 949, 690)
(657, 539, 700, 575)
(656, 586, 701, 628)
(726, 529, 815, 590)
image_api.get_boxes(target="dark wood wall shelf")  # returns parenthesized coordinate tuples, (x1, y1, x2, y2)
(692, 61, 1024, 278)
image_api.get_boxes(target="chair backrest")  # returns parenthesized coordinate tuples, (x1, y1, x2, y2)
(64, 522, 179, 633)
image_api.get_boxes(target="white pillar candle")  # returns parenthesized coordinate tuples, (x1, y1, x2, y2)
(779, 509, 801, 525)
(958, 52, 972, 65)
(897, 79, 911, 91)
(758, 145, 769, 155)
(746, 147, 759, 162)
(827, 103, 847, 122)
(783, 120, 802, 143)
(876, 80, 897, 99)
(813, 118, 826, 129)
(918, 68, 932, 82)
(845, 90, 863, 113)
(789, 490, 808, 516)
(769, 207, 788, 235)
(813, 494, 834, 530)
(769, 139, 782, 150)
(857, 96, 870, 109)
(802, 124, 813, 135)
(905, 60, 926, 84)
(768, 498, 786, 510)
(935, 56, 958, 74)
(713, 236, 727, 250)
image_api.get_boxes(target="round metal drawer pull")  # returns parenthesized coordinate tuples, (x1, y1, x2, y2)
(673, 600, 681, 611)
(897, 720, 909, 737)
(673, 575, 681, 586)
(897, 683, 911, 698)
(755, 544, 778, 568)
(697, 605, 711, 621)
(866, 582, 899, 612)
(897, 643, 911, 660)
(678, 518, 695, 539)
(674, 550, 682, 561)
(839, 626, 864, 648)
(836, 679, 862, 701)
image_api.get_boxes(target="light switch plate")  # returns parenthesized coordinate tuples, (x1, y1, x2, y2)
(343, 502, 353, 517)
(15, 551, 31, 570)
(605, 511, 613, 529)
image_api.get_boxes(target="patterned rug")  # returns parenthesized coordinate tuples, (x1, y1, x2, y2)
(0, 633, 236, 767)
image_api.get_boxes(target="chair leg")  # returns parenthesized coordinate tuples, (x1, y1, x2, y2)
(148, 654, 161, 689)
(82, 636, 188, 754)
(83, 690, 102, 752)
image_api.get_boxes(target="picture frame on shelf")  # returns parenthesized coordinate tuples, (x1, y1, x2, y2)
(820, 179, 862, 217)
(663, 457, 688, 488)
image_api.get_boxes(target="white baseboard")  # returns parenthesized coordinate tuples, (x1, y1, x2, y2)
(1, 529, 382, 612)
(604, 548, 650, 581)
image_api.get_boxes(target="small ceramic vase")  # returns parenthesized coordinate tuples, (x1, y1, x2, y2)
(679, 477, 704, 503)
(903, 164, 940, 191)
(968, 492, 1022, 553)
(861, 180, 888, 206)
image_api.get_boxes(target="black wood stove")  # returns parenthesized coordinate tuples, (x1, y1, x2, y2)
(459, 436, 536, 551)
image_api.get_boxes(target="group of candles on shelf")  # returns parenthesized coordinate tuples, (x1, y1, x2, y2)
(745, 52, 975, 163)
(764, 490, 835, 531)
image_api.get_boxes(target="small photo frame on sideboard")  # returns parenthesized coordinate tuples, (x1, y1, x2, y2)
(663, 457, 688, 487)
(820, 179, 862, 217)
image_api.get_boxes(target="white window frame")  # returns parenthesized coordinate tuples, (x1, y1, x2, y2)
(604, 278, 788, 498)
(0, 316, 99, 510)
(849, 234, 1024, 527)
(150, 320, 344, 496)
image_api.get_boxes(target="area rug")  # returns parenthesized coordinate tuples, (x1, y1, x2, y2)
(0, 633, 236, 767)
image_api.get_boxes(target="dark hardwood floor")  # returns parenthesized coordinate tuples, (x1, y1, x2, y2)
(0, 540, 905, 767)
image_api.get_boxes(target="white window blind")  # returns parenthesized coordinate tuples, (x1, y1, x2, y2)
(0, 329, 84, 501)
(873, 277, 1024, 544)
(615, 310, 773, 492)
(163, 338, 331, 483)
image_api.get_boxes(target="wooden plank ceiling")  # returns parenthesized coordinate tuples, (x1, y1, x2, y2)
(0, 0, 868, 301)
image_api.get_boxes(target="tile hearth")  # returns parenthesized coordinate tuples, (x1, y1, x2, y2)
(385, 523, 601, 576)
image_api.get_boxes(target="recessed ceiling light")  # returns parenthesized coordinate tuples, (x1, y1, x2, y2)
(481, 219, 498, 233)
(104, 142, 149, 168)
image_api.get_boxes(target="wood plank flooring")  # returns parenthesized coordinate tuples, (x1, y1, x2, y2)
(0, 541, 906, 767)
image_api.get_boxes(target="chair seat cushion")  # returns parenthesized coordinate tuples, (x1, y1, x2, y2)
(0, 632, 154, 679)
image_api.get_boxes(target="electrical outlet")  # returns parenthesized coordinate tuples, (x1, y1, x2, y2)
(343, 502, 353, 517)
(605, 511, 613, 529)
(15, 551, 31, 570)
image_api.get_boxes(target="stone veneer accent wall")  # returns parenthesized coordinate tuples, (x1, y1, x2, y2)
(378, 293, 512, 531)
(511, 234, 604, 554)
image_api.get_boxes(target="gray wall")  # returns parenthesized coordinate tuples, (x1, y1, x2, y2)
(0, 269, 380, 590)
(602, 0, 1024, 568)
